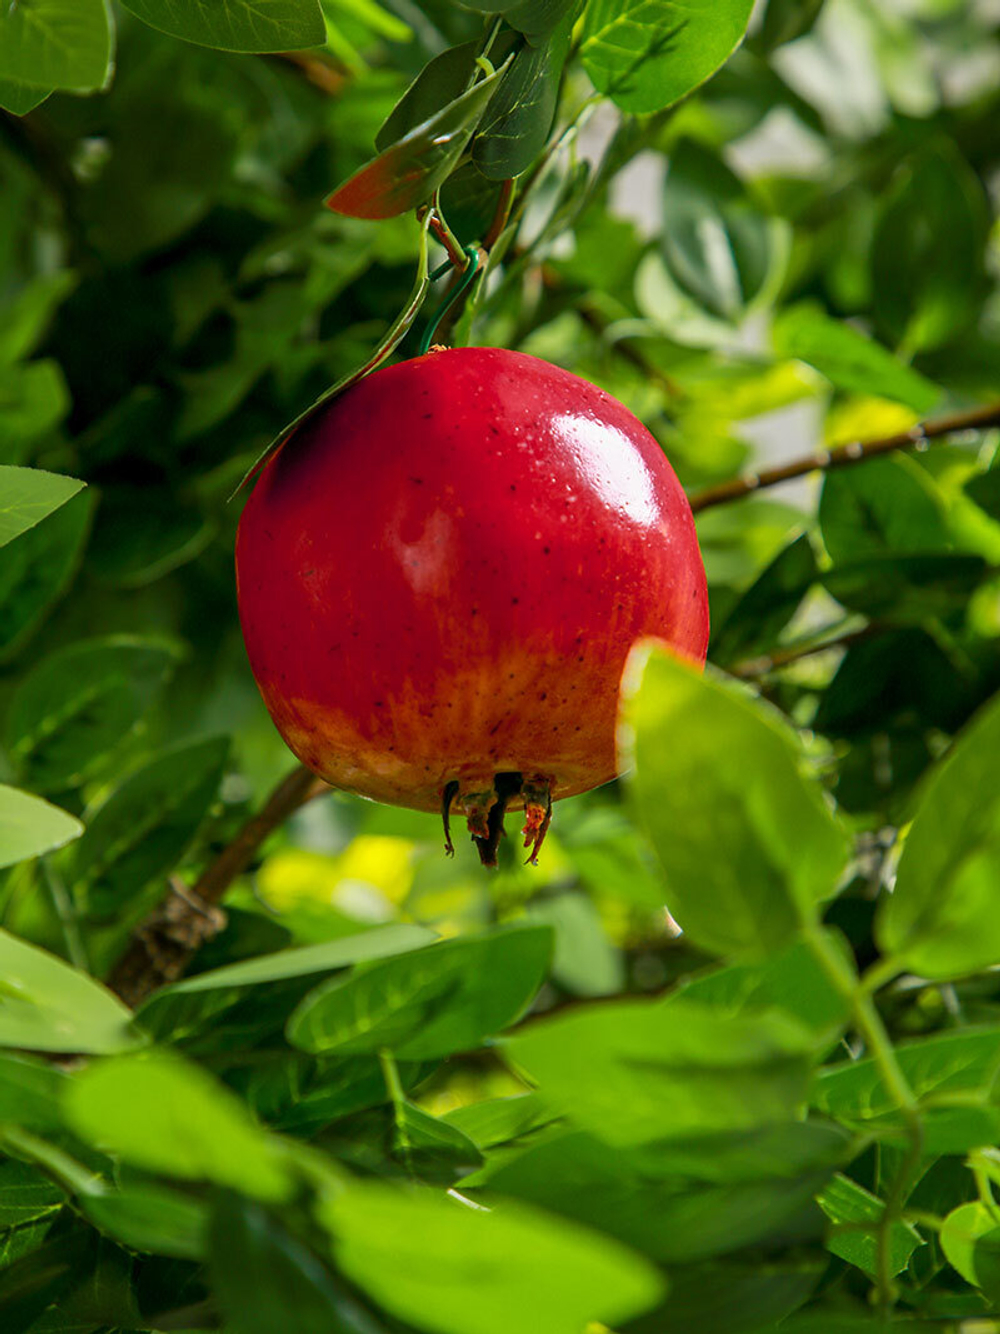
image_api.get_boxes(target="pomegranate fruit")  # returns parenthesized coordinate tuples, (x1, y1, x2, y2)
(236, 347, 708, 864)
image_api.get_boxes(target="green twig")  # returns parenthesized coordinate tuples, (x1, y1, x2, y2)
(804, 926, 923, 1310)
(379, 1047, 414, 1176)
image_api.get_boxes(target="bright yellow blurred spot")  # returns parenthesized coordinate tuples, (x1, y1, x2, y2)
(257, 836, 415, 921)
(823, 396, 916, 447)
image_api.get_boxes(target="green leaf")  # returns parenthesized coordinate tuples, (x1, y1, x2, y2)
(0, 490, 93, 662)
(620, 646, 851, 956)
(0, 362, 71, 464)
(964, 467, 1000, 523)
(5, 636, 180, 793)
(210, 1194, 381, 1334)
(64, 1050, 293, 1201)
(675, 934, 852, 1041)
(288, 925, 552, 1059)
(525, 893, 624, 998)
(659, 141, 776, 321)
(759, 0, 825, 50)
(0, 79, 51, 116)
(819, 455, 951, 567)
(69, 735, 228, 921)
(822, 552, 984, 621)
(478, 1123, 847, 1263)
(318, 1180, 664, 1334)
(0, 0, 113, 92)
(0, 930, 139, 1054)
(0, 467, 84, 552)
(458, 0, 577, 42)
(0, 786, 81, 871)
(872, 145, 989, 353)
(443, 1092, 556, 1149)
(503, 995, 816, 1147)
(473, 32, 568, 180)
(709, 532, 818, 667)
(624, 1258, 824, 1334)
(80, 1179, 208, 1260)
(814, 1027, 1000, 1120)
(87, 489, 213, 587)
(0, 1231, 92, 1334)
(773, 304, 941, 413)
(121, 0, 325, 52)
(0, 275, 76, 366)
(0, 1052, 67, 1131)
(375, 42, 479, 153)
(327, 61, 509, 218)
(580, 0, 755, 114)
(0, 1161, 63, 1228)
(136, 924, 436, 1043)
(876, 692, 1000, 977)
(940, 1201, 1000, 1302)
(815, 1174, 924, 1278)
(391, 1102, 485, 1182)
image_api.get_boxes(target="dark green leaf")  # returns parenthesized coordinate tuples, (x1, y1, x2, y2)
(375, 42, 479, 153)
(773, 304, 941, 412)
(815, 1174, 924, 1277)
(458, 0, 577, 42)
(287, 925, 553, 1059)
(5, 636, 180, 793)
(581, 0, 754, 114)
(0, 491, 93, 662)
(0, 1162, 62, 1228)
(327, 60, 509, 218)
(872, 145, 989, 353)
(819, 456, 951, 567)
(69, 736, 228, 922)
(0, 362, 71, 464)
(121, 0, 325, 52)
(624, 1258, 823, 1334)
(659, 141, 775, 321)
(710, 532, 818, 666)
(0, 0, 112, 92)
(621, 647, 850, 956)
(136, 924, 435, 1044)
(965, 468, 1000, 522)
(80, 1179, 208, 1260)
(210, 1194, 382, 1334)
(877, 693, 1000, 976)
(0, 276, 76, 368)
(473, 32, 568, 180)
(759, 0, 825, 50)
(0, 1052, 66, 1131)
(822, 552, 985, 620)
(0, 1231, 92, 1334)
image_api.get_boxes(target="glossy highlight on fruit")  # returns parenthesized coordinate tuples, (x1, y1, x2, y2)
(236, 347, 708, 863)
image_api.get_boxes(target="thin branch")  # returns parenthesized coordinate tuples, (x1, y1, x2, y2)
(689, 400, 1000, 513)
(729, 623, 882, 679)
(108, 764, 328, 1007)
(576, 300, 685, 403)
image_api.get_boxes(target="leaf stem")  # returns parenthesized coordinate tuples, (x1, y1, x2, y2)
(379, 1047, 415, 1175)
(40, 857, 88, 972)
(803, 925, 923, 1310)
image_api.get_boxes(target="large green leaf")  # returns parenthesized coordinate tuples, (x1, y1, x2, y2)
(0, 1052, 67, 1132)
(940, 1202, 1000, 1304)
(458, 0, 577, 42)
(815, 1174, 924, 1278)
(0, 468, 84, 551)
(64, 1051, 293, 1200)
(327, 61, 508, 218)
(659, 140, 776, 321)
(814, 1028, 1000, 1121)
(375, 42, 479, 153)
(0, 786, 81, 871)
(580, 0, 755, 114)
(503, 994, 816, 1146)
(5, 636, 180, 793)
(0, 0, 113, 92)
(209, 1195, 382, 1334)
(876, 692, 1000, 976)
(69, 735, 228, 921)
(0, 79, 51, 116)
(0, 930, 139, 1054)
(0, 491, 93, 662)
(136, 924, 436, 1043)
(473, 31, 568, 180)
(0, 1160, 63, 1228)
(121, 0, 325, 52)
(773, 304, 941, 413)
(872, 145, 989, 353)
(819, 455, 951, 567)
(318, 1181, 664, 1334)
(709, 532, 818, 667)
(0, 362, 71, 465)
(287, 925, 552, 1059)
(80, 1179, 208, 1260)
(621, 646, 851, 956)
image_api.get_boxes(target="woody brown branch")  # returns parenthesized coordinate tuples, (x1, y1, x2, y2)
(688, 400, 1000, 513)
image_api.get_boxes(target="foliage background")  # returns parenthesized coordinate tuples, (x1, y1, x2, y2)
(2, 0, 1000, 1330)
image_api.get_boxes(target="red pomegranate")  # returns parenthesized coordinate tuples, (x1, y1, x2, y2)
(236, 347, 708, 863)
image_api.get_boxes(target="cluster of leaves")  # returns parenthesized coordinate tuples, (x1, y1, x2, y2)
(1, 0, 1000, 1329)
